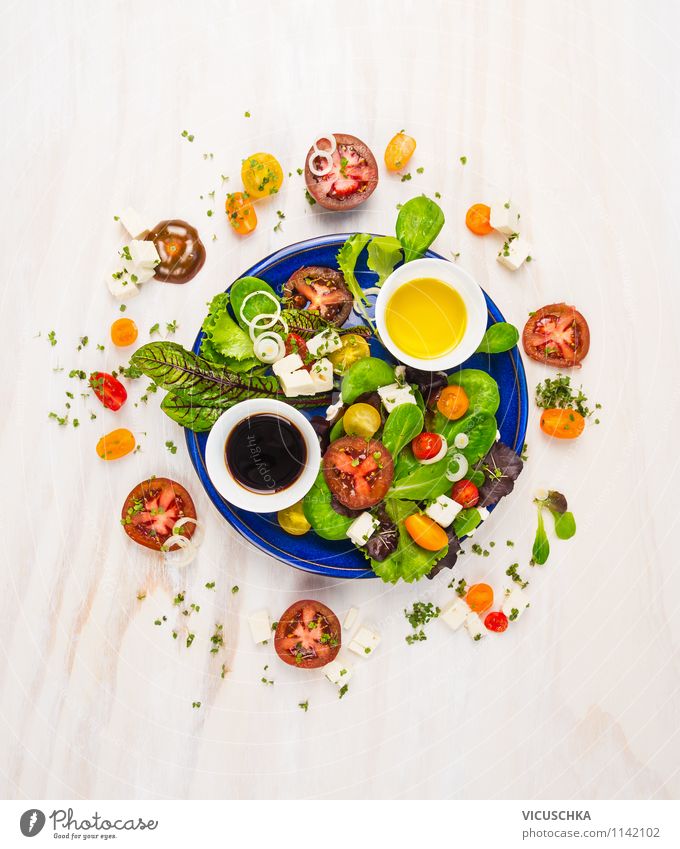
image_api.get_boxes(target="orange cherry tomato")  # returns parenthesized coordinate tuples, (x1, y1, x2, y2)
(403, 513, 448, 552)
(96, 428, 136, 461)
(110, 318, 138, 347)
(540, 408, 585, 439)
(436, 385, 469, 420)
(384, 132, 417, 172)
(225, 191, 257, 235)
(465, 203, 493, 236)
(466, 583, 494, 614)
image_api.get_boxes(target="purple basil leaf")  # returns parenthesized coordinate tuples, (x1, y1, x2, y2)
(404, 366, 448, 405)
(475, 441, 524, 507)
(310, 416, 331, 452)
(427, 531, 461, 579)
(364, 507, 399, 562)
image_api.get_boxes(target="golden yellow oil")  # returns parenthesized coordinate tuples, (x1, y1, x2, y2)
(385, 277, 467, 359)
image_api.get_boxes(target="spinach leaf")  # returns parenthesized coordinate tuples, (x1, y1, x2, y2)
(552, 510, 576, 540)
(532, 508, 550, 565)
(396, 196, 445, 262)
(447, 369, 500, 416)
(434, 410, 498, 465)
(370, 498, 448, 583)
(280, 309, 371, 339)
(389, 456, 451, 501)
(453, 508, 482, 538)
(229, 277, 279, 329)
(302, 472, 353, 540)
(382, 404, 424, 457)
(341, 357, 395, 404)
(476, 322, 520, 354)
(337, 233, 371, 303)
(367, 236, 403, 284)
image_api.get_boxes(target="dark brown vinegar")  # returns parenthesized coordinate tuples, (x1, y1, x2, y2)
(225, 414, 307, 493)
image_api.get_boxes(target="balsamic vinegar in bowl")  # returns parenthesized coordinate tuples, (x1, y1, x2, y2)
(225, 414, 307, 493)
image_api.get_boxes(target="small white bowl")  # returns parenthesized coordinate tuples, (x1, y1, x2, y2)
(205, 399, 321, 513)
(374, 258, 487, 370)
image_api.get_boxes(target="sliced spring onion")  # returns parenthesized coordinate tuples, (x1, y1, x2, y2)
(454, 432, 469, 449)
(445, 453, 469, 482)
(308, 149, 333, 177)
(254, 332, 285, 363)
(240, 291, 281, 328)
(248, 313, 289, 342)
(172, 516, 205, 547)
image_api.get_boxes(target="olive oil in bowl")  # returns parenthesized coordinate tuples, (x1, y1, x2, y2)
(384, 277, 468, 360)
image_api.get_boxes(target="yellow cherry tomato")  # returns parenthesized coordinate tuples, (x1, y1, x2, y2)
(277, 500, 311, 536)
(403, 513, 448, 551)
(225, 192, 257, 235)
(110, 317, 138, 347)
(327, 333, 370, 374)
(384, 132, 417, 172)
(466, 583, 494, 613)
(96, 428, 136, 461)
(241, 153, 284, 199)
(343, 403, 382, 439)
(436, 385, 470, 420)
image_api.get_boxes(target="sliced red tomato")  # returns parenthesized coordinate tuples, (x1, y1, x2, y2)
(484, 611, 509, 633)
(283, 265, 353, 326)
(522, 303, 590, 368)
(323, 436, 394, 510)
(274, 600, 341, 668)
(121, 477, 197, 551)
(90, 372, 127, 411)
(412, 432, 443, 461)
(451, 479, 480, 508)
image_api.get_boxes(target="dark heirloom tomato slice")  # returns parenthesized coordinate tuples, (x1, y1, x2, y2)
(121, 477, 197, 551)
(146, 219, 206, 284)
(522, 303, 590, 368)
(323, 436, 394, 510)
(283, 266, 353, 326)
(304, 133, 379, 211)
(274, 600, 341, 668)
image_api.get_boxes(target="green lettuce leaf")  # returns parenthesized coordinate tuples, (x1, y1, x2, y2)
(367, 236, 403, 285)
(337, 233, 371, 303)
(201, 293, 256, 365)
(370, 499, 448, 583)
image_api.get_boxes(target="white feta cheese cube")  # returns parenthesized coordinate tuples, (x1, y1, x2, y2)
(501, 587, 530, 622)
(309, 357, 334, 392)
(106, 268, 140, 300)
(425, 494, 462, 528)
(439, 598, 469, 631)
(248, 609, 271, 644)
(306, 329, 342, 357)
(490, 201, 520, 236)
(349, 626, 381, 656)
(377, 383, 416, 413)
(464, 611, 485, 641)
(279, 369, 315, 397)
(346, 512, 379, 547)
(118, 206, 150, 239)
(129, 239, 160, 268)
(497, 236, 532, 271)
(394, 364, 406, 382)
(477, 507, 490, 522)
(343, 606, 359, 630)
(273, 353, 303, 377)
(325, 395, 344, 421)
(324, 658, 353, 685)
(129, 264, 156, 284)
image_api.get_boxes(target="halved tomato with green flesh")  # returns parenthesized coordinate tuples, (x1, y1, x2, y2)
(522, 303, 590, 368)
(282, 266, 353, 326)
(274, 600, 341, 668)
(323, 436, 394, 510)
(121, 477, 196, 551)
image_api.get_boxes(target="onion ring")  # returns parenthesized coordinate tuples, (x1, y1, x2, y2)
(445, 453, 469, 483)
(239, 291, 281, 328)
(308, 149, 333, 177)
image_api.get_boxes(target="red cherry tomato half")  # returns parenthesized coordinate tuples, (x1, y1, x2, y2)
(451, 479, 480, 508)
(412, 432, 443, 461)
(484, 611, 509, 633)
(274, 600, 341, 668)
(284, 332, 311, 369)
(89, 372, 127, 411)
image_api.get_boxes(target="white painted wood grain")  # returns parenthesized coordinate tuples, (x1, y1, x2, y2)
(1, 0, 680, 799)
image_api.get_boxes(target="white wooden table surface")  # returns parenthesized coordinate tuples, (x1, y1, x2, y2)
(2, 0, 680, 800)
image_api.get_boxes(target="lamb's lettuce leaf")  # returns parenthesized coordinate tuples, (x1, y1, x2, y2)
(381, 404, 424, 458)
(395, 196, 445, 262)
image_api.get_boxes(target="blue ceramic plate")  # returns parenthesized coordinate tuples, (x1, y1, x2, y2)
(185, 234, 528, 579)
